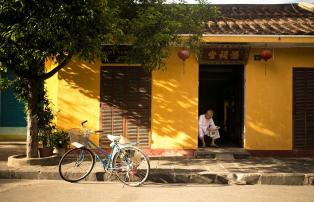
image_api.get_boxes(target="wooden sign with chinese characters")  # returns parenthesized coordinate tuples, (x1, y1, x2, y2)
(200, 45, 249, 64)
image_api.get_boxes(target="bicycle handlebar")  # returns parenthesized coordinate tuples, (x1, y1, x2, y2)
(81, 120, 88, 126)
(80, 120, 104, 134)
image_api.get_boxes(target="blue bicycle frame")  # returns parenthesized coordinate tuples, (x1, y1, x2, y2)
(83, 139, 120, 171)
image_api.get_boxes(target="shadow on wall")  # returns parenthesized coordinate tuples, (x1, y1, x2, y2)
(151, 52, 199, 149)
(59, 59, 100, 100)
(55, 58, 101, 130)
(245, 115, 290, 150)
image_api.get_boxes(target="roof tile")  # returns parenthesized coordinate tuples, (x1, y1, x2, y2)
(206, 4, 314, 35)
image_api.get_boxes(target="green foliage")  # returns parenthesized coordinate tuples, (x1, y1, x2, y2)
(0, 0, 110, 76)
(0, 77, 13, 90)
(10, 78, 29, 103)
(38, 133, 53, 148)
(105, 0, 219, 70)
(50, 129, 70, 148)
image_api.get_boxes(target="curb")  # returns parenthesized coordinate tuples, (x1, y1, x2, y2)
(148, 170, 314, 185)
(0, 168, 313, 185)
(7, 155, 60, 167)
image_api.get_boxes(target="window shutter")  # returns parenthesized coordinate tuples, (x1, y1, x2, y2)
(293, 68, 314, 149)
(100, 67, 151, 148)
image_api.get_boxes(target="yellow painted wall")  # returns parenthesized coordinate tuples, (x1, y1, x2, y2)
(245, 47, 314, 150)
(47, 57, 101, 132)
(151, 48, 199, 149)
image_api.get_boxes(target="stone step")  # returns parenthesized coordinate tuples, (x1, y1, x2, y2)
(215, 153, 235, 161)
(194, 147, 251, 159)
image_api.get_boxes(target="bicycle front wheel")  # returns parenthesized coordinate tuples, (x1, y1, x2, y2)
(58, 148, 95, 182)
(112, 146, 150, 186)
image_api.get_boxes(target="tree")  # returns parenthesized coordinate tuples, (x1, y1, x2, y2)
(0, 0, 110, 158)
(0, 0, 217, 158)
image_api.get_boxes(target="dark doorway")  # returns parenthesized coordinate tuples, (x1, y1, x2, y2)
(199, 65, 244, 147)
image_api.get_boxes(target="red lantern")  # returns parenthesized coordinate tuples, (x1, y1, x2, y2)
(260, 49, 272, 61)
(178, 49, 190, 61)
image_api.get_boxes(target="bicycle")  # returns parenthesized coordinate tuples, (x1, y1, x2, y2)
(58, 120, 150, 187)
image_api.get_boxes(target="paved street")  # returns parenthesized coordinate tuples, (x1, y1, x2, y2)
(0, 179, 314, 202)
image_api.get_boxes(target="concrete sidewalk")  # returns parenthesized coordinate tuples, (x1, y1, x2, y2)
(0, 142, 314, 185)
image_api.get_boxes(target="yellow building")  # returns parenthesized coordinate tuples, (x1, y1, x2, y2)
(46, 4, 314, 156)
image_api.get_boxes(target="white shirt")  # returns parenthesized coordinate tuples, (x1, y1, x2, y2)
(198, 114, 215, 130)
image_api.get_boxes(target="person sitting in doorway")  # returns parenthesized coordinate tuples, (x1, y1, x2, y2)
(198, 109, 220, 148)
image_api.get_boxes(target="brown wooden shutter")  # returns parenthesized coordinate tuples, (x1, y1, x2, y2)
(100, 67, 151, 148)
(293, 68, 314, 150)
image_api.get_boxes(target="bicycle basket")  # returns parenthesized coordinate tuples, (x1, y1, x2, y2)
(68, 128, 89, 146)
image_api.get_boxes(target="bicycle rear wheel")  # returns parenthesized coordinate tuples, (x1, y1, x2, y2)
(58, 148, 95, 182)
(112, 146, 150, 186)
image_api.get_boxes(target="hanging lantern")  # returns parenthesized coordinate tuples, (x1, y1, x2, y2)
(260, 49, 272, 61)
(178, 49, 190, 61)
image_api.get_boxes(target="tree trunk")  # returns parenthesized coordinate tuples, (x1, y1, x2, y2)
(26, 79, 40, 158)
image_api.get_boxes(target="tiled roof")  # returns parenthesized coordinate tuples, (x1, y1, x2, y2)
(206, 4, 314, 35)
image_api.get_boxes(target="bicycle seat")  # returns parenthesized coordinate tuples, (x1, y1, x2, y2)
(107, 134, 121, 142)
